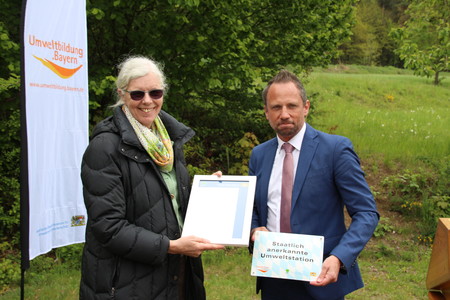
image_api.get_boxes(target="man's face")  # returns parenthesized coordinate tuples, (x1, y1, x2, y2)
(264, 81, 310, 142)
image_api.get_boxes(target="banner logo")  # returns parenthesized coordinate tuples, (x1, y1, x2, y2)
(28, 34, 84, 79)
(71, 215, 86, 227)
(33, 55, 83, 79)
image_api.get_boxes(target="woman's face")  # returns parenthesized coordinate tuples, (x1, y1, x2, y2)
(121, 72, 163, 128)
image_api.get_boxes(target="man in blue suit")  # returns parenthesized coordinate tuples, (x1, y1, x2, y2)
(250, 70, 379, 300)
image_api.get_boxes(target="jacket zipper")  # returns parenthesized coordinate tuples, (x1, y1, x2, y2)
(110, 258, 120, 299)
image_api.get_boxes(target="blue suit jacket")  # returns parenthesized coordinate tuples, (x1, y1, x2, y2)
(250, 124, 379, 300)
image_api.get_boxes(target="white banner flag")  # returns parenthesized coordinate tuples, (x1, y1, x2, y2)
(23, 0, 88, 260)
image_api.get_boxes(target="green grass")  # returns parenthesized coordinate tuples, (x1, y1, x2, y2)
(1, 65, 447, 299)
(0, 242, 431, 299)
(315, 64, 416, 75)
(202, 248, 258, 300)
(205, 241, 432, 299)
(0, 262, 80, 299)
(305, 69, 450, 163)
(206, 237, 432, 299)
(346, 225, 432, 299)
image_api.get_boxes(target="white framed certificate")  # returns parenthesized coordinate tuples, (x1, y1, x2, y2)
(182, 175, 256, 246)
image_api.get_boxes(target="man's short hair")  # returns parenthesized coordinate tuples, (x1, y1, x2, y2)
(262, 70, 308, 106)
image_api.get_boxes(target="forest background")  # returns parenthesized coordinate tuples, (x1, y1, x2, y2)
(0, 0, 449, 298)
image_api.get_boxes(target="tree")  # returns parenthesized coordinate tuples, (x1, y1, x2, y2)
(391, 0, 450, 85)
(0, 0, 358, 249)
(377, 0, 410, 24)
(337, 0, 401, 66)
(86, 0, 358, 169)
(0, 0, 21, 245)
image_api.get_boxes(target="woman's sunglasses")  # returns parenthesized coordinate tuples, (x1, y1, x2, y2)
(123, 89, 164, 101)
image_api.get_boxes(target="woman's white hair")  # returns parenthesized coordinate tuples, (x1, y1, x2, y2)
(113, 55, 168, 107)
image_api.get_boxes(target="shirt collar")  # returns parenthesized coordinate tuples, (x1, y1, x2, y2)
(276, 123, 307, 152)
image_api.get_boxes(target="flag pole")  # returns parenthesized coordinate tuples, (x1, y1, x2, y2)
(20, 0, 30, 299)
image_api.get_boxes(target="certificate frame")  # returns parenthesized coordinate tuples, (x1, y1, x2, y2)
(182, 175, 257, 246)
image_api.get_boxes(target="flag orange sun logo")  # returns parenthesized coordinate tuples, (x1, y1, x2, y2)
(33, 55, 83, 79)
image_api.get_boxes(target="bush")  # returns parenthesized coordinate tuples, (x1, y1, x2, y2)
(0, 242, 20, 293)
(381, 159, 450, 240)
(226, 132, 259, 175)
(55, 243, 84, 269)
(381, 169, 433, 213)
(373, 217, 394, 238)
(0, 108, 21, 247)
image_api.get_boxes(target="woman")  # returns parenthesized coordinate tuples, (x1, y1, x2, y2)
(79, 56, 223, 300)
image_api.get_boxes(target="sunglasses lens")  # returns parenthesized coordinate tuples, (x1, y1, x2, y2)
(149, 90, 163, 99)
(130, 91, 145, 100)
(127, 90, 163, 100)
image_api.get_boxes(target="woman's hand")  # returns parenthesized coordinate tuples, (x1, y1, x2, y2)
(168, 236, 224, 257)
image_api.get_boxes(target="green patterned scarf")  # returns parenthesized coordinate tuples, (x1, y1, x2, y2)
(122, 105, 174, 172)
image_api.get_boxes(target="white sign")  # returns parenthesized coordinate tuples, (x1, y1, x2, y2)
(23, 0, 88, 260)
(251, 231, 324, 281)
(182, 175, 256, 246)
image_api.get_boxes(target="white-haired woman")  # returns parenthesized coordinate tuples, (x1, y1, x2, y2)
(79, 56, 223, 300)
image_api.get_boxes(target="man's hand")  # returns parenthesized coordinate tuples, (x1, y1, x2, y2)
(250, 226, 269, 241)
(309, 255, 341, 286)
(168, 236, 224, 257)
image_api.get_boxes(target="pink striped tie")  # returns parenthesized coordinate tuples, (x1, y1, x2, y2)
(280, 143, 294, 233)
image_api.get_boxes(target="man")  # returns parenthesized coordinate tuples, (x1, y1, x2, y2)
(250, 70, 379, 300)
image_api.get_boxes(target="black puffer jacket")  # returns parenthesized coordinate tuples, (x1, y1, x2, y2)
(79, 106, 205, 300)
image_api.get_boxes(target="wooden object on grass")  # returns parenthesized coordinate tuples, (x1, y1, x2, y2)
(426, 218, 450, 300)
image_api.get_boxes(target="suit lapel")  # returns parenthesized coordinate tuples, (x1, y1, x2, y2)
(258, 139, 277, 224)
(292, 124, 318, 208)
(260, 138, 277, 190)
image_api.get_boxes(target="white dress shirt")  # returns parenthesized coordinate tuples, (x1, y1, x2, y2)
(266, 124, 306, 232)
